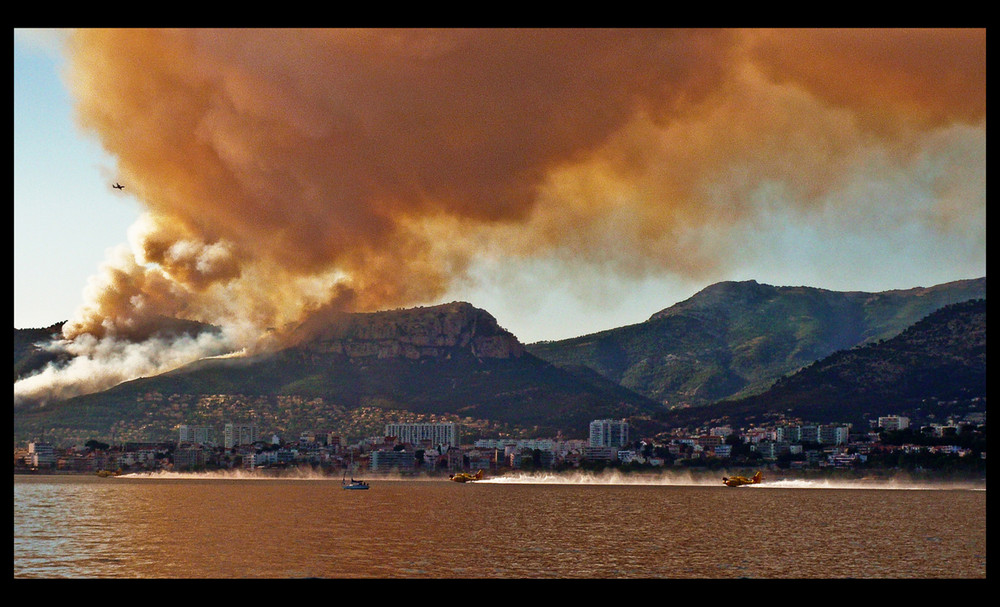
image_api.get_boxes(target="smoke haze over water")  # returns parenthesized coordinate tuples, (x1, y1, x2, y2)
(14, 28, 986, 404)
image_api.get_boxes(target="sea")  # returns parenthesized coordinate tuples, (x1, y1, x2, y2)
(13, 470, 986, 579)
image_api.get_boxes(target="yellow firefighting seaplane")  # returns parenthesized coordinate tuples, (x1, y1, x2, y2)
(449, 470, 485, 483)
(722, 471, 763, 487)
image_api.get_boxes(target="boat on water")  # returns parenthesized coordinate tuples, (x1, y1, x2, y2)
(342, 454, 369, 490)
(342, 476, 369, 490)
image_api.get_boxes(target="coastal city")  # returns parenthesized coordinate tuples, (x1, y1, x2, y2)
(15, 408, 986, 478)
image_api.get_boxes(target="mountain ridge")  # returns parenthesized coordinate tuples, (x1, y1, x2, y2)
(13, 301, 663, 443)
(13, 277, 986, 444)
(526, 277, 985, 407)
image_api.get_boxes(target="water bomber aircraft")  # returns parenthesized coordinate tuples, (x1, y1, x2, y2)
(450, 470, 484, 483)
(112, 182, 124, 190)
(722, 471, 763, 487)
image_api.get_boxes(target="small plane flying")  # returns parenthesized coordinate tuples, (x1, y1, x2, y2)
(722, 471, 763, 487)
(449, 469, 484, 483)
(112, 182, 124, 190)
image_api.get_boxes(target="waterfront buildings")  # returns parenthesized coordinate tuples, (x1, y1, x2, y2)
(173, 445, 210, 469)
(370, 448, 416, 473)
(14, 411, 985, 475)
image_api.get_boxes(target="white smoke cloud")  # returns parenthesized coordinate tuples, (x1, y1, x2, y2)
(14, 329, 238, 405)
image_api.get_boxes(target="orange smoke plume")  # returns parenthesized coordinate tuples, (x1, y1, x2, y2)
(14, 28, 984, 403)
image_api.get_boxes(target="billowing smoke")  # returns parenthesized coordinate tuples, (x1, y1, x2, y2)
(14, 28, 985, 404)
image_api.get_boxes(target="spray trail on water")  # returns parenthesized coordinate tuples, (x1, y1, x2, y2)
(119, 469, 985, 491)
(480, 470, 985, 491)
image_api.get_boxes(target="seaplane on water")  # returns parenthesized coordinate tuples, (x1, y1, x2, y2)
(722, 471, 763, 487)
(112, 182, 124, 190)
(449, 470, 484, 483)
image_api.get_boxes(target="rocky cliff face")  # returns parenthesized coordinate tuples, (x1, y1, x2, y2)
(298, 301, 525, 360)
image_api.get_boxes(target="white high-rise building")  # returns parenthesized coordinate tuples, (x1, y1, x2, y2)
(877, 416, 910, 432)
(179, 425, 216, 446)
(589, 419, 630, 448)
(384, 423, 460, 449)
(224, 423, 257, 448)
(28, 442, 56, 468)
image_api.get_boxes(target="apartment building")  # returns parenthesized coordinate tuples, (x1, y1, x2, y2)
(777, 423, 851, 445)
(589, 419, 629, 448)
(178, 425, 216, 446)
(878, 416, 911, 431)
(370, 448, 415, 473)
(384, 422, 460, 450)
(27, 442, 56, 468)
(224, 423, 257, 448)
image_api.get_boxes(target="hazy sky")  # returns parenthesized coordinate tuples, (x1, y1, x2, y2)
(14, 28, 986, 354)
(15, 31, 135, 327)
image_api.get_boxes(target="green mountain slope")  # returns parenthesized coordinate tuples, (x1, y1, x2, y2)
(661, 298, 987, 428)
(526, 277, 985, 407)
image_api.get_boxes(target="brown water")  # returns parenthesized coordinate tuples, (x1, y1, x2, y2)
(13, 471, 986, 579)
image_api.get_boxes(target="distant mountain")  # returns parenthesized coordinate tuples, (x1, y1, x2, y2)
(659, 298, 986, 429)
(526, 277, 986, 408)
(13, 302, 662, 444)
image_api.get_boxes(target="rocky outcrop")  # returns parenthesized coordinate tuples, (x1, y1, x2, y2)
(300, 301, 525, 360)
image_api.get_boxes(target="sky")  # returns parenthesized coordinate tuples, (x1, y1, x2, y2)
(13, 28, 986, 403)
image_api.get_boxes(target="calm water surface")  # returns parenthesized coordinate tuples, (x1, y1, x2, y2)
(13, 472, 986, 579)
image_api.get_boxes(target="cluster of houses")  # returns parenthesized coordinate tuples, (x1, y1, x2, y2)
(14, 412, 984, 475)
